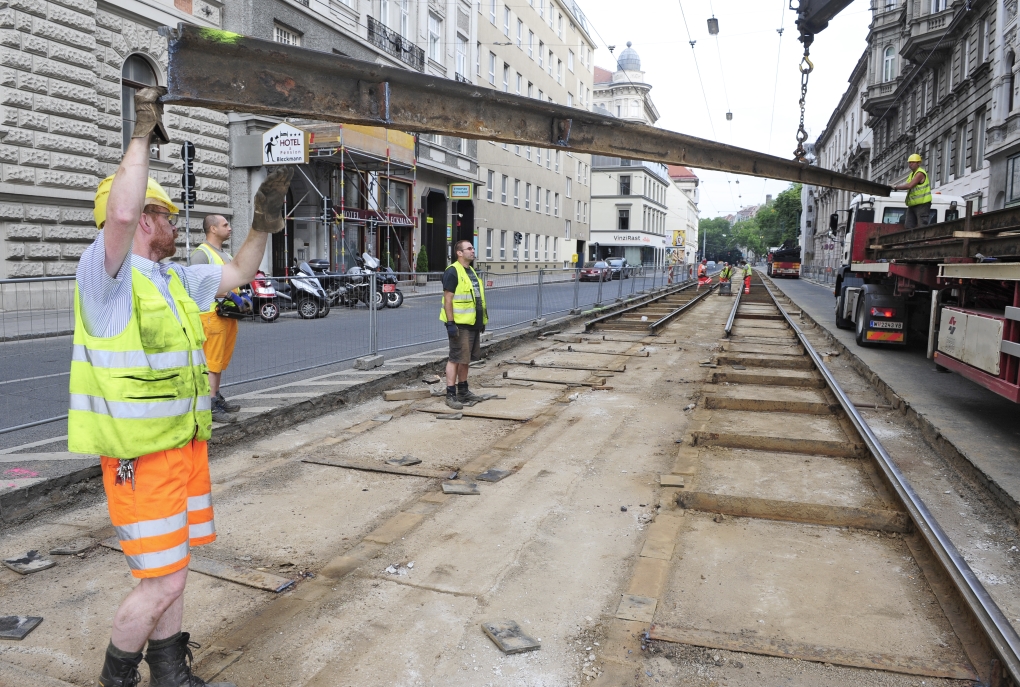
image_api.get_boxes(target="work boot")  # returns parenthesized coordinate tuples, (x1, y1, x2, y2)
(445, 386, 463, 410)
(215, 392, 240, 413)
(211, 402, 236, 424)
(98, 642, 142, 687)
(144, 632, 236, 687)
(457, 382, 483, 404)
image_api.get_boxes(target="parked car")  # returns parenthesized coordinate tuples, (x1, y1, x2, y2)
(606, 258, 630, 279)
(578, 261, 609, 281)
(706, 261, 717, 271)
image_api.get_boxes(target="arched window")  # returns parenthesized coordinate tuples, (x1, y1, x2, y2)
(121, 54, 159, 153)
(883, 46, 897, 82)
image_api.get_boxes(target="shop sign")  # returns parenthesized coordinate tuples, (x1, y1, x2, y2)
(338, 207, 414, 226)
(262, 122, 309, 165)
(449, 183, 473, 200)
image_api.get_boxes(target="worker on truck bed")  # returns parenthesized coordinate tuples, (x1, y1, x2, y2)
(893, 153, 932, 229)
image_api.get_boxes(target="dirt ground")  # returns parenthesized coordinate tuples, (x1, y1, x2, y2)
(0, 286, 1011, 686)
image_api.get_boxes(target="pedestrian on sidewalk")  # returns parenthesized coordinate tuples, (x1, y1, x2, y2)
(441, 239, 488, 409)
(697, 259, 711, 291)
(191, 215, 247, 424)
(71, 85, 293, 687)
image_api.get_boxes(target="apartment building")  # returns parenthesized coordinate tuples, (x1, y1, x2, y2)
(474, 0, 595, 273)
(589, 43, 672, 265)
(1, 0, 229, 279)
(801, 50, 872, 274)
(864, 0, 994, 210)
(226, 0, 479, 273)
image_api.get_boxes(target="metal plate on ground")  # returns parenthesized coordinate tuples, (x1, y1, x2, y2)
(49, 538, 96, 555)
(442, 480, 480, 495)
(2, 551, 55, 575)
(481, 620, 541, 654)
(437, 412, 463, 420)
(386, 455, 422, 467)
(0, 616, 43, 640)
(372, 414, 393, 422)
(616, 594, 657, 622)
(476, 468, 511, 482)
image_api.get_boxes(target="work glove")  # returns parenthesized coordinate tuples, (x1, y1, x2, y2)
(251, 166, 295, 233)
(445, 321, 459, 337)
(229, 292, 253, 312)
(132, 86, 170, 146)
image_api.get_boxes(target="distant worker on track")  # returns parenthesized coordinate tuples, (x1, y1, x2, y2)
(441, 239, 488, 410)
(893, 153, 932, 229)
(742, 260, 753, 294)
(697, 259, 711, 291)
(719, 262, 735, 283)
(73, 85, 294, 687)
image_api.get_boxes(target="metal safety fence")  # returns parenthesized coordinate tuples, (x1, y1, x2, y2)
(801, 264, 838, 286)
(0, 264, 686, 436)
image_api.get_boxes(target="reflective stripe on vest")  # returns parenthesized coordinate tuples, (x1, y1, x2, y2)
(69, 268, 212, 459)
(905, 167, 932, 207)
(189, 520, 216, 539)
(439, 263, 488, 326)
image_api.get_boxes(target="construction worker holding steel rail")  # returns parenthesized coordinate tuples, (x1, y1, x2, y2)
(72, 85, 293, 687)
(893, 153, 932, 229)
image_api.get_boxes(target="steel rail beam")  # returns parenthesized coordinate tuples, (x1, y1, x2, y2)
(724, 280, 743, 337)
(164, 25, 891, 196)
(875, 205, 1020, 247)
(583, 280, 695, 332)
(758, 276, 1020, 684)
(875, 235, 1020, 261)
(649, 284, 716, 334)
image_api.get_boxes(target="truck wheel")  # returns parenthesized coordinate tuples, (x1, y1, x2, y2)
(835, 291, 853, 330)
(855, 300, 870, 347)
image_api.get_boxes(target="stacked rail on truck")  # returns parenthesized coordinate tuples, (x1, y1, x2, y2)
(831, 192, 1020, 402)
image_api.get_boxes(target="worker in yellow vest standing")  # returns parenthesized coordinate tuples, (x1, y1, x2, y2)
(191, 215, 248, 424)
(440, 239, 488, 410)
(893, 153, 932, 229)
(72, 85, 293, 687)
(741, 260, 753, 294)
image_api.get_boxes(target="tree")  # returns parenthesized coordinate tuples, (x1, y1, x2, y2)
(698, 217, 731, 260)
(754, 184, 801, 250)
(416, 246, 429, 273)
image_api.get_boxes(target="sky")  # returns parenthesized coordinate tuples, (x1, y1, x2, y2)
(573, 0, 873, 219)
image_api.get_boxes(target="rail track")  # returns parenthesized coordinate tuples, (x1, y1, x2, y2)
(594, 271, 1020, 686)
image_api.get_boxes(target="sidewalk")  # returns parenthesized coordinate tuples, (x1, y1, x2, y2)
(769, 276, 1020, 519)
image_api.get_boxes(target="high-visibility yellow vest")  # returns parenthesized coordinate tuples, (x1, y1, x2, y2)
(439, 262, 488, 326)
(68, 268, 212, 459)
(720, 266, 734, 279)
(905, 167, 932, 207)
(195, 243, 234, 314)
(743, 265, 753, 277)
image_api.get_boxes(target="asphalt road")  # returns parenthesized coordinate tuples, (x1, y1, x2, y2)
(0, 272, 668, 449)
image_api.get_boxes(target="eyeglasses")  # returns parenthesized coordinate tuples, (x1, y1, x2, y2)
(147, 209, 179, 227)
(459, 246, 475, 251)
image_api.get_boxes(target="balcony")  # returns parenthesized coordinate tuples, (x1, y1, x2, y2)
(863, 77, 900, 115)
(901, 7, 955, 62)
(455, 72, 471, 84)
(367, 16, 424, 72)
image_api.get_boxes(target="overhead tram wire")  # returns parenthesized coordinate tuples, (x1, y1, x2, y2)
(678, 0, 717, 140)
(761, 0, 787, 205)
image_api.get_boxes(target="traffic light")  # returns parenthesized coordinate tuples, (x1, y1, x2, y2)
(180, 141, 196, 209)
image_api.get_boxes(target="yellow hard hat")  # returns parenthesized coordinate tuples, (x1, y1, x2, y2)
(93, 174, 180, 228)
(908, 153, 922, 163)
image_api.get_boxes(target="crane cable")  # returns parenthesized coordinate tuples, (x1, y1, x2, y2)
(678, 0, 717, 140)
(707, 1, 733, 141)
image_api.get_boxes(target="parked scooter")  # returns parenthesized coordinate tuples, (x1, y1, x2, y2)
(307, 259, 351, 309)
(274, 262, 331, 319)
(240, 270, 281, 322)
(355, 253, 404, 308)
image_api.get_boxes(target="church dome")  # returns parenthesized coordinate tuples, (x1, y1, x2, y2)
(616, 42, 640, 71)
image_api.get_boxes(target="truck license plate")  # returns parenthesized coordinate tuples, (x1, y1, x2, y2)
(870, 320, 903, 329)
(382, 284, 395, 292)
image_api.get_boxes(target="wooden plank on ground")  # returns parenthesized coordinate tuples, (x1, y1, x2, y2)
(383, 388, 432, 401)
(417, 408, 533, 422)
(648, 625, 977, 681)
(301, 458, 457, 480)
(363, 512, 425, 544)
(100, 538, 294, 592)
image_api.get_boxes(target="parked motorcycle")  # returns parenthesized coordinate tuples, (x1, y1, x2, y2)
(240, 270, 281, 322)
(355, 253, 404, 309)
(307, 258, 356, 308)
(274, 262, 330, 319)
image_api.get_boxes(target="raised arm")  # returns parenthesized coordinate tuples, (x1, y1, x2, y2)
(102, 87, 171, 277)
(219, 167, 294, 293)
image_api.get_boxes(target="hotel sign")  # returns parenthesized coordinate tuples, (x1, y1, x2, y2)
(336, 207, 414, 226)
(449, 183, 473, 200)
